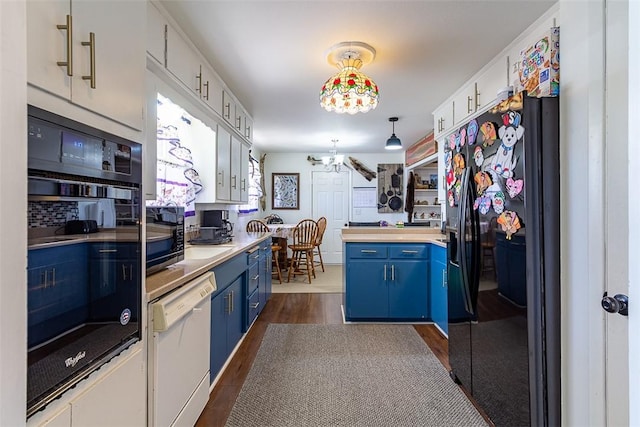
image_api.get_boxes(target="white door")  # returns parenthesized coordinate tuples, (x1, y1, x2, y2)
(312, 171, 350, 264)
(605, 1, 636, 425)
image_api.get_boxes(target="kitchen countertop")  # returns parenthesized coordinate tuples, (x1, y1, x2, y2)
(341, 226, 447, 247)
(145, 231, 271, 301)
(28, 230, 141, 249)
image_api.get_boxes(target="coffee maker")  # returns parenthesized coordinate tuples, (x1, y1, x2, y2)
(190, 210, 234, 244)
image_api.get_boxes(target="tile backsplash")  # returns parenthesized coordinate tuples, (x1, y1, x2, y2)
(28, 201, 78, 228)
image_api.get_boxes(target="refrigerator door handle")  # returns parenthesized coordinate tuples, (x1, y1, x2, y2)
(458, 167, 474, 315)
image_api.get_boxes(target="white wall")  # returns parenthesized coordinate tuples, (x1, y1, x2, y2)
(0, 1, 27, 425)
(263, 152, 407, 225)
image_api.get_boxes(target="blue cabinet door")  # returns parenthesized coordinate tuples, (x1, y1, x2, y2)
(210, 290, 228, 379)
(227, 277, 244, 349)
(346, 260, 387, 319)
(258, 242, 272, 313)
(430, 245, 448, 334)
(389, 259, 428, 319)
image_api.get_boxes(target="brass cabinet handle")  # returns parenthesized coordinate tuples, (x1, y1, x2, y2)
(196, 65, 202, 94)
(475, 82, 480, 109)
(56, 15, 73, 76)
(467, 95, 473, 114)
(224, 103, 231, 119)
(81, 32, 96, 88)
(203, 81, 209, 100)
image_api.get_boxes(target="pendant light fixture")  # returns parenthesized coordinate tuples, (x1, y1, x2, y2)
(319, 41, 379, 115)
(385, 117, 402, 150)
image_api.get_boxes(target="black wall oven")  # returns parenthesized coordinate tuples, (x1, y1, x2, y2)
(26, 106, 142, 417)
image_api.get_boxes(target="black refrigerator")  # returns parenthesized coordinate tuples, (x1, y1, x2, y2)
(445, 93, 560, 427)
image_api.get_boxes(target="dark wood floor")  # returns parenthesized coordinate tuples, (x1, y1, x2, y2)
(195, 293, 487, 427)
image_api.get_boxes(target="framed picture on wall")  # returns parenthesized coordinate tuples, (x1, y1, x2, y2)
(272, 173, 300, 210)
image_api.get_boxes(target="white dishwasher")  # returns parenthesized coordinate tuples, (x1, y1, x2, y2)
(150, 272, 216, 427)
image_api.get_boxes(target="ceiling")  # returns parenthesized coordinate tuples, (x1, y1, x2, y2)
(159, 0, 557, 154)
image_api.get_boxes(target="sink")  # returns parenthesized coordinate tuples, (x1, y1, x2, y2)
(184, 246, 232, 260)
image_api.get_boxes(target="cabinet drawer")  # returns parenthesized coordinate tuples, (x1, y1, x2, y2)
(388, 245, 428, 259)
(246, 288, 260, 327)
(346, 244, 387, 259)
(246, 246, 261, 264)
(89, 243, 137, 259)
(247, 263, 259, 294)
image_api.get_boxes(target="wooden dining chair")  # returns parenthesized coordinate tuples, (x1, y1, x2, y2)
(246, 219, 269, 233)
(287, 219, 318, 284)
(246, 219, 282, 283)
(313, 217, 327, 272)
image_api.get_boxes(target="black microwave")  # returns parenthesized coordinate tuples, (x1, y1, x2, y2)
(146, 206, 185, 276)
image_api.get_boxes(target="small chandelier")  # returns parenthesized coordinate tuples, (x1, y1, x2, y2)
(322, 139, 347, 172)
(319, 42, 379, 115)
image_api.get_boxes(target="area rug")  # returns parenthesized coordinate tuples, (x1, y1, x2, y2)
(225, 324, 488, 427)
(271, 264, 343, 293)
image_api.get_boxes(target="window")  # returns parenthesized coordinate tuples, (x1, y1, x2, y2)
(238, 157, 262, 214)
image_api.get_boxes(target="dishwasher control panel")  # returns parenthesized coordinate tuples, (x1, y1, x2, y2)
(152, 272, 216, 332)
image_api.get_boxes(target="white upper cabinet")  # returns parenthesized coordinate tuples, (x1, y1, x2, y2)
(244, 115, 254, 142)
(166, 24, 201, 94)
(239, 143, 250, 203)
(222, 90, 236, 126)
(452, 83, 477, 126)
(216, 125, 232, 201)
(433, 102, 454, 140)
(146, 2, 166, 66)
(474, 56, 509, 112)
(27, 0, 145, 130)
(201, 64, 223, 116)
(230, 136, 242, 201)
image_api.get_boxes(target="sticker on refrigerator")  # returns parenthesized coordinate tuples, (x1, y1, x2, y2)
(448, 133, 458, 151)
(497, 210, 522, 239)
(474, 171, 492, 195)
(492, 191, 506, 214)
(453, 153, 465, 176)
(456, 128, 467, 150)
(474, 146, 484, 167)
(506, 177, 524, 198)
(490, 112, 524, 179)
(473, 196, 492, 215)
(467, 119, 479, 145)
(480, 121, 497, 147)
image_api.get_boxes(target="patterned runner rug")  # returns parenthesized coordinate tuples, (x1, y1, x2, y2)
(225, 324, 488, 427)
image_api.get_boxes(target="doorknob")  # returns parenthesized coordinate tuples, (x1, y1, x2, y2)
(601, 292, 629, 316)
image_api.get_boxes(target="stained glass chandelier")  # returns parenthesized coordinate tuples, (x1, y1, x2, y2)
(319, 42, 379, 115)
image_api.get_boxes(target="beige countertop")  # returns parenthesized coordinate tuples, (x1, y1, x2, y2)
(145, 231, 271, 301)
(341, 226, 447, 247)
(28, 230, 140, 249)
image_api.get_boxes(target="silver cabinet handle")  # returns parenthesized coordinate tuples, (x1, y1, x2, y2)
(401, 250, 418, 254)
(467, 95, 473, 113)
(383, 264, 387, 281)
(251, 302, 260, 309)
(99, 249, 118, 253)
(241, 178, 246, 191)
(81, 32, 96, 89)
(475, 82, 480, 109)
(391, 264, 395, 281)
(252, 274, 259, 281)
(232, 175, 237, 189)
(203, 80, 209, 100)
(442, 269, 447, 287)
(56, 14, 73, 76)
(218, 171, 224, 186)
(195, 65, 202, 94)
(360, 249, 377, 253)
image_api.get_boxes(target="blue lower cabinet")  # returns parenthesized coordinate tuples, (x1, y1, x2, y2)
(345, 243, 429, 321)
(430, 245, 448, 334)
(210, 276, 243, 380)
(258, 240, 272, 314)
(210, 254, 247, 381)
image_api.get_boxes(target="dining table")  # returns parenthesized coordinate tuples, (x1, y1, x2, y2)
(266, 223, 297, 271)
